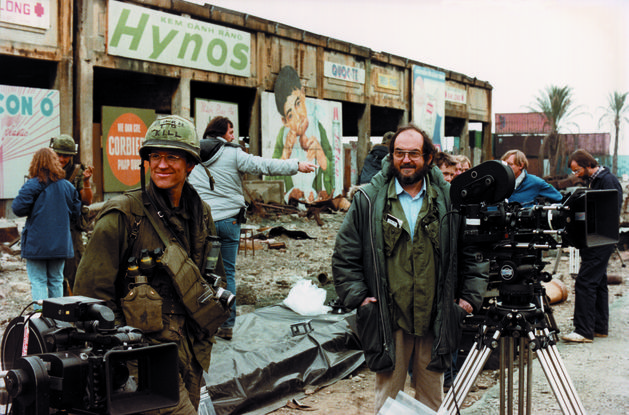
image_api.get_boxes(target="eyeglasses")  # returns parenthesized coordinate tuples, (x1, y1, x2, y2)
(393, 149, 425, 160)
(148, 153, 184, 164)
(572, 167, 584, 175)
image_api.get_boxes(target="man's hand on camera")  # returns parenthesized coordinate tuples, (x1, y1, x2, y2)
(298, 161, 316, 173)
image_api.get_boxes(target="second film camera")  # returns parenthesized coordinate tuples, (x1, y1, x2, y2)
(1, 297, 179, 415)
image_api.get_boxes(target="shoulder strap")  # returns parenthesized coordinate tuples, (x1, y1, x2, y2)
(68, 164, 81, 183)
(140, 203, 173, 247)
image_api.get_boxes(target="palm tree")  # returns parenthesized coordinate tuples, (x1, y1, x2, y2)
(599, 91, 629, 175)
(528, 85, 581, 176)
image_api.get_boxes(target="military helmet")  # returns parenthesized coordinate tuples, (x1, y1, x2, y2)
(140, 115, 201, 164)
(50, 134, 77, 155)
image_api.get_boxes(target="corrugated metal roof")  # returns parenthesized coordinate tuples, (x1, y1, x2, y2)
(495, 113, 551, 134)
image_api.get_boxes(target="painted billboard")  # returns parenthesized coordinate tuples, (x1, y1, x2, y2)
(101, 106, 155, 192)
(0, 0, 50, 29)
(261, 91, 342, 203)
(0, 85, 60, 198)
(194, 99, 239, 140)
(107, 0, 251, 77)
(413, 66, 445, 149)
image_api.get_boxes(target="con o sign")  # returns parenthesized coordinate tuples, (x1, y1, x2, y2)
(106, 113, 147, 186)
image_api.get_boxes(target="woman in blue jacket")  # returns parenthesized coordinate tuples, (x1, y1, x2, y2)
(12, 147, 81, 305)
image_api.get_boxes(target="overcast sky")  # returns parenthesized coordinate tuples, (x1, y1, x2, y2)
(188, 0, 629, 153)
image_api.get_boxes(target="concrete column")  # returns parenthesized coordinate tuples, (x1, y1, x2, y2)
(356, 59, 372, 179)
(76, 60, 94, 168)
(357, 103, 371, 178)
(173, 69, 192, 119)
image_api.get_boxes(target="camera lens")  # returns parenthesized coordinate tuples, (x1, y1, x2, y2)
(215, 288, 235, 309)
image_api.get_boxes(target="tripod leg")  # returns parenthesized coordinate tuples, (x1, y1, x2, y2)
(526, 344, 532, 415)
(438, 331, 501, 415)
(530, 332, 586, 414)
(500, 340, 506, 415)
(545, 342, 586, 414)
(518, 337, 525, 415)
(615, 246, 626, 267)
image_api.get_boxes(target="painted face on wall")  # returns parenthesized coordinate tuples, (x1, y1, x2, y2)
(282, 88, 309, 136)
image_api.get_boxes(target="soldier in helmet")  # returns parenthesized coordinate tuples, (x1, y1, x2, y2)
(74, 115, 225, 414)
(49, 134, 94, 294)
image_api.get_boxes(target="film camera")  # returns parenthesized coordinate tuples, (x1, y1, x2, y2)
(451, 160, 619, 312)
(1, 296, 179, 415)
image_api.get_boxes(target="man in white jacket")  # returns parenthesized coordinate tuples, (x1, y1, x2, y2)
(189, 116, 315, 339)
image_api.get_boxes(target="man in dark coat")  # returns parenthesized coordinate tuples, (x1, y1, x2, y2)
(359, 131, 393, 184)
(562, 149, 623, 343)
(332, 124, 488, 412)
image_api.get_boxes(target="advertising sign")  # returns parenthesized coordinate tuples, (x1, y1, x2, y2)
(101, 106, 155, 192)
(261, 91, 343, 203)
(324, 61, 365, 84)
(194, 99, 239, 140)
(107, 0, 251, 77)
(413, 65, 445, 149)
(0, 85, 59, 198)
(0, 0, 50, 29)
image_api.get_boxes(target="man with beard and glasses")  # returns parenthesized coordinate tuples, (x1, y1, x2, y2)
(332, 124, 489, 412)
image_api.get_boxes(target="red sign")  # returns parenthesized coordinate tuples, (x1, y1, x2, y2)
(106, 112, 147, 186)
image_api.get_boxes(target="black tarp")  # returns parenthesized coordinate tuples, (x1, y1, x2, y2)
(202, 305, 364, 415)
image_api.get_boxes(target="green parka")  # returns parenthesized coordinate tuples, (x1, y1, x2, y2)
(332, 161, 489, 372)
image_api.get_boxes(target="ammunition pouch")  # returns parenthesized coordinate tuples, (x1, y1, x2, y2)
(121, 282, 164, 333)
(159, 243, 229, 338)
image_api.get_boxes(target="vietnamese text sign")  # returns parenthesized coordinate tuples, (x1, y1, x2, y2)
(0, 85, 59, 198)
(108, 0, 251, 77)
(102, 106, 155, 192)
(0, 0, 50, 29)
(324, 61, 365, 84)
(194, 99, 239, 140)
(445, 84, 467, 104)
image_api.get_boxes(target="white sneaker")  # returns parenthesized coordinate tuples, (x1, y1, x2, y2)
(561, 332, 592, 343)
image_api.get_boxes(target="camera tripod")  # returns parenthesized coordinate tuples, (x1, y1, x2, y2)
(437, 296, 586, 415)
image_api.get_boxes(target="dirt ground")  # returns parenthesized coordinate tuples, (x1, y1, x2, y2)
(1, 210, 627, 414)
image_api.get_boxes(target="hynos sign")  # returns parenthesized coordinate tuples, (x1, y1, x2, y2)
(108, 0, 251, 77)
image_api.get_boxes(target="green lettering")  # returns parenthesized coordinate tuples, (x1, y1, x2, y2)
(206, 39, 227, 66)
(230, 43, 249, 71)
(109, 9, 149, 50)
(149, 26, 178, 59)
(178, 33, 203, 61)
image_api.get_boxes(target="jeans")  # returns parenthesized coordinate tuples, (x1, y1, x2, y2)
(26, 259, 65, 306)
(215, 217, 240, 328)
